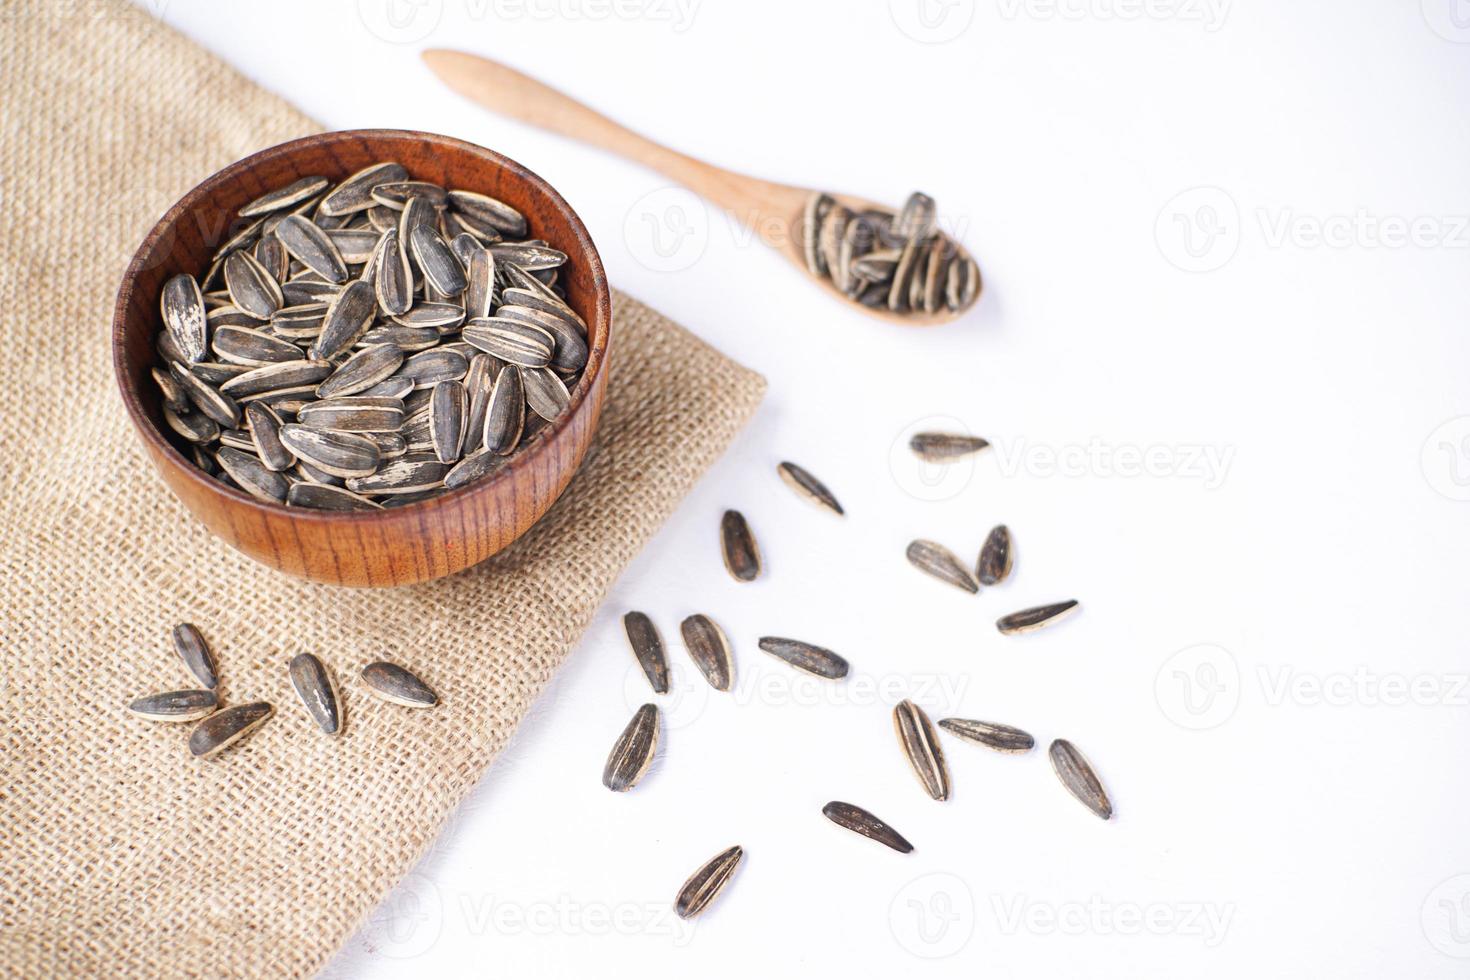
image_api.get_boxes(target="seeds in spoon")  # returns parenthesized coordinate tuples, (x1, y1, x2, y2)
(937, 718, 1035, 754)
(127, 689, 217, 722)
(680, 614, 733, 692)
(821, 802, 913, 853)
(360, 661, 438, 707)
(1049, 739, 1113, 820)
(188, 702, 273, 759)
(720, 510, 761, 582)
(674, 845, 743, 920)
(894, 699, 950, 801)
(288, 652, 343, 736)
(905, 540, 978, 594)
(775, 461, 843, 515)
(909, 432, 989, 462)
(624, 612, 669, 694)
(757, 637, 848, 679)
(976, 524, 1013, 586)
(602, 703, 659, 792)
(996, 600, 1079, 635)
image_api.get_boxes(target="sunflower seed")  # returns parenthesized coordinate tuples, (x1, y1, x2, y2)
(429, 380, 467, 463)
(223, 250, 282, 319)
(720, 510, 761, 582)
(240, 176, 329, 217)
(448, 189, 527, 236)
(460, 354, 493, 454)
(170, 622, 218, 689)
(906, 540, 978, 594)
(500, 287, 586, 336)
(190, 361, 252, 386)
(894, 192, 937, 240)
(215, 447, 288, 502)
(188, 702, 273, 759)
(269, 302, 328, 338)
(680, 614, 733, 692)
(776, 461, 842, 515)
(219, 360, 332, 398)
(818, 203, 849, 286)
(1050, 739, 1112, 820)
(163, 407, 217, 444)
(602, 703, 659, 792)
(360, 661, 438, 707)
(922, 243, 948, 314)
(169, 363, 240, 427)
(442, 448, 502, 490)
(311, 279, 377, 360)
(287, 483, 379, 513)
(977, 524, 1013, 586)
(406, 222, 467, 297)
(821, 802, 913, 853)
(151, 366, 189, 413)
(851, 248, 900, 283)
(160, 274, 208, 363)
(757, 637, 848, 679)
(462, 318, 553, 368)
(488, 242, 565, 270)
(948, 256, 981, 311)
(398, 348, 468, 389)
(482, 364, 525, 454)
(373, 180, 448, 209)
(996, 600, 1078, 635)
(939, 719, 1034, 754)
(894, 699, 950, 801)
(462, 241, 495, 320)
(361, 325, 438, 351)
(370, 227, 413, 316)
(803, 193, 834, 276)
(319, 162, 408, 216)
(623, 612, 669, 694)
(212, 325, 304, 366)
(346, 456, 451, 495)
(317, 343, 405, 398)
(127, 688, 218, 722)
(278, 424, 381, 478)
(498, 305, 588, 373)
(244, 402, 293, 471)
(328, 228, 380, 265)
(520, 366, 570, 421)
(288, 652, 342, 736)
(296, 396, 405, 432)
(675, 845, 743, 920)
(274, 214, 348, 285)
(390, 302, 465, 330)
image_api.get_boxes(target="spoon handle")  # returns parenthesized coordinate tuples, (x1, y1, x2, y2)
(422, 50, 807, 233)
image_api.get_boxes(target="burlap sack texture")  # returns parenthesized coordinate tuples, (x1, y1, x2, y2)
(0, 2, 764, 976)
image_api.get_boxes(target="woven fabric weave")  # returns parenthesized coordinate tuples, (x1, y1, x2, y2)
(0, 3, 764, 976)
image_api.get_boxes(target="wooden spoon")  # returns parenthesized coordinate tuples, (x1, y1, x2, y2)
(422, 49, 978, 327)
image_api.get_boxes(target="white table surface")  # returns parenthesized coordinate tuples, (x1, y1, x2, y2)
(142, 1, 1470, 975)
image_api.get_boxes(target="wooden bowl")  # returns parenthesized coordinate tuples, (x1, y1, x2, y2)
(112, 130, 611, 587)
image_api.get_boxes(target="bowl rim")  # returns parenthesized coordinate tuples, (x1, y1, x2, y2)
(112, 128, 611, 525)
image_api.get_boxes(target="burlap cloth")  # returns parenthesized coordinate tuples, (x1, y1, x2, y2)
(0, 3, 764, 976)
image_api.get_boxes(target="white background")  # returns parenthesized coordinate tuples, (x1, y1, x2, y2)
(143, 0, 1470, 975)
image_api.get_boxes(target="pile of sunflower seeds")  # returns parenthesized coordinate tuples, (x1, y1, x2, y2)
(801, 191, 981, 315)
(153, 163, 589, 510)
(126, 621, 438, 759)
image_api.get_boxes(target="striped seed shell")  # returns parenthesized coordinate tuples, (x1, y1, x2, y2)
(1050, 739, 1112, 820)
(894, 699, 950, 801)
(497, 305, 587, 373)
(211, 324, 304, 366)
(319, 162, 409, 216)
(160, 273, 208, 363)
(390, 302, 465, 330)
(996, 600, 1079, 635)
(269, 302, 328, 338)
(345, 456, 451, 495)
(287, 482, 383, 510)
(906, 540, 978, 594)
(818, 203, 849, 286)
(909, 432, 989, 462)
(947, 256, 981, 311)
(520, 367, 570, 422)
(297, 396, 405, 433)
(311, 279, 377, 359)
(360, 661, 438, 707)
(188, 361, 251, 386)
(602, 703, 659, 792)
(429, 380, 468, 464)
(188, 702, 273, 759)
(940, 717, 1035, 756)
(275, 214, 348, 284)
(977, 524, 1013, 586)
(460, 354, 494, 455)
(223, 250, 283, 319)
(409, 222, 468, 296)
(219, 360, 332, 398)
(462, 240, 495, 320)
(373, 227, 414, 316)
(163, 407, 217, 444)
(215, 447, 288, 502)
(887, 235, 921, 311)
(462, 318, 553, 368)
(675, 846, 743, 920)
(288, 652, 343, 736)
(680, 614, 733, 692)
(894, 191, 937, 240)
(278, 425, 381, 479)
(317, 343, 406, 398)
(373, 180, 448, 209)
(776, 461, 842, 515)
(239, 176, 329, 217)
(127, 688, 218, 722)
(500, 287, 586, 337)
(360, 375, 416, 399)
(623, 612, 669, 694)
(802, 193, 833, 276)
(482, 365, 525, 454)
(328, 228, 380, 265)
(397, 348, 468, 389)
(152, 366, 190, 413)
(361, 325, 438, 352)
(488, 241, 566, 271)
(757, 637, 848, 679)
(169, 364, 240, 427)
(720, 510, 761, 582)
(448, 189, 527, 236)
(821, 802, 913, 853)
(443, 448, 502, 490)
(244, 402, 293, 472)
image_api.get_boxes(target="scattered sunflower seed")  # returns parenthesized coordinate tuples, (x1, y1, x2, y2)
(680, 614, 734, 692)
(602, 703, 660, 792)
(821, 801, 913, 853)
(909, 432, 990, 461)
(906, 540, 979, 594)
(775, 461, 843, 515)
(996, 600, 1078, 635)
(720, 510, 761, 583)
(675, 845, 743, 920)
(894, 699, 950, 801)
(976, 524, 1013, 586)
(757, 637, 848, 679)
(188, 702, 273, 759)
(624, 612, 670, 694)
(288, 652, 343, 736)
(127, 688, 218, 723)
(1049, 739, 1112, 820)
(360, 661, 438, 707)
(937, 718, 1035, 754)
